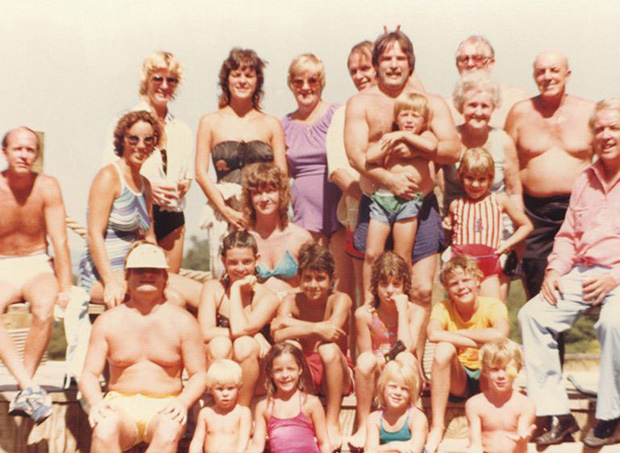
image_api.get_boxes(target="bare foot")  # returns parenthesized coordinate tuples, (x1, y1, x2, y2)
(347, 427, 366, 452)
(425, 427, 445, 453)
(328, 424, 343, 452)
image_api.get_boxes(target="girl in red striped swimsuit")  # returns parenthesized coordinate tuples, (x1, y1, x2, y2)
(445, 148, 533, 299)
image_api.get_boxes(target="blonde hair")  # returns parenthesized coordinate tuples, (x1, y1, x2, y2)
(452, 71, 501, 113)
(393, 93, 430, 127)
(139, 51, 183, 98)
(376, 360, 420, 408)
(206, 359, 243, 388)
(480, 339, 523, 375)
(287, 53, 326, 92)
(457, 147, 495, 183)
(440, 254, 483, 286)
(349, 40, 374, 61)
(589, 97, 620, 130)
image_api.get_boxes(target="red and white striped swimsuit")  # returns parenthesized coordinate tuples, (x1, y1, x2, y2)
(451, 193, 503, 249)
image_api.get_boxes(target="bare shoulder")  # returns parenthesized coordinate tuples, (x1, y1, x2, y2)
(92, 305, 126, 332)
(367, 410, 380, 425)
(304, 393, 323, 411)
(410, 406, 429, 427)
(566, 95, 596, 109)
(93, 163, 120, 187)
(198, 110, 221, 128)
(347, 87, 379, 111)
(34, 173, 60, 191)
(254, 396, 269, 417)
(202, 278, 225, 297)
(261, 112, 283, 129)
(354, 303, 373, 322)
(508, 97, 535, 118)
(465, 392, 485, 412)
(162, 302, 201, 330)
(287, 223, 313, 244)
(329, 290, 353, 310)
(514, 391, 536, 409)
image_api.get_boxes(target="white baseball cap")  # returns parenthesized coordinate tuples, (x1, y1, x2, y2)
(125, 243, 169, 269)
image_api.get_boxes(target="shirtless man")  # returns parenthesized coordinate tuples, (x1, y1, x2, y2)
(0, 127, 71, 423)
(505, 50, 595, 298)
(345, 29, 460, 361)
(80, 242, 207, 452)
(447, 35, 529, 128)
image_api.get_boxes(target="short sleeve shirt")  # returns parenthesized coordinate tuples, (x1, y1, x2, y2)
(430, 297, 508, 369)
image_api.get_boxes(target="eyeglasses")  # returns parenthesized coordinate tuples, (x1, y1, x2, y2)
(151, 75, 179, 85)
(125, 135, 155, 146)
(456, 55, 491, 65)
(291, 77, 320, 89)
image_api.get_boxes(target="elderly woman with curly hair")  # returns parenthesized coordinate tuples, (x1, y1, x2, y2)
(440, 71, 523, 301)
(241, 162, 312, 296)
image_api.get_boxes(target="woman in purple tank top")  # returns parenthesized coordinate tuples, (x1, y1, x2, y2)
(281, 54, 344, 250)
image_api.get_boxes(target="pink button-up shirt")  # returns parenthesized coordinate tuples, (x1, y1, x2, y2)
(547, 160, 620, 284)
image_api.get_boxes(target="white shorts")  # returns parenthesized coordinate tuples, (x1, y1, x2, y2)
(0, 253, 54, 289)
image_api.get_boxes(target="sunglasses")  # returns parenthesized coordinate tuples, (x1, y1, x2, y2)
(151, 75, 179, 85)
(291, 77, 320, 89)
(125, 135, 155, 146)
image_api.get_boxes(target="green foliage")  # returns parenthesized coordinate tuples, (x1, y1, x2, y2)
(182, 235, 211, 271)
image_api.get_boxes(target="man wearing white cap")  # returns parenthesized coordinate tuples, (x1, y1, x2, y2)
(79, 241, 207, 452)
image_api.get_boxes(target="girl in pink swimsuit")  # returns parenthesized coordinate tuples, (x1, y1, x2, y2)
(348, 252, 425, 451)
(247, 343, 331, 453)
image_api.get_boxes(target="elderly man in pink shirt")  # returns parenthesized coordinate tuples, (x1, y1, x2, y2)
(519, 98, 620, 449)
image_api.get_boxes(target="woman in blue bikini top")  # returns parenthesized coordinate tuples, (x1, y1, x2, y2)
(241, 162, 313, 297)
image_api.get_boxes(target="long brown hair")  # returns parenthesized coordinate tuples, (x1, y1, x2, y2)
(264, 343, 309, 398)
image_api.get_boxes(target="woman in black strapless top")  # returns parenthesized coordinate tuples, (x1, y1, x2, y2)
(195, 48, 287, 230)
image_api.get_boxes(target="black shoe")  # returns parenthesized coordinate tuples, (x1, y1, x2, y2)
(583, 417, 620, 448)
(535, 414, 579, 446)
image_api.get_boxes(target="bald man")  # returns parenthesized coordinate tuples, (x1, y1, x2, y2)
(505, 51, 594, 298)
(447, 35, 528, 128)
(0, 127, 72, 423)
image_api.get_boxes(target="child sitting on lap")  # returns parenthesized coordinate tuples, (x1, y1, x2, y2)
(189, 359, 251, 453)
(466, 339, 536, 453)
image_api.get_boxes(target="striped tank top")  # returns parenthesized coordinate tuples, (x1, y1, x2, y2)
(78, 163, 150, 292)
(451, 193, 502, 249)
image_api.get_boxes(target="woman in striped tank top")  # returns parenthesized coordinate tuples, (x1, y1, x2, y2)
(444, 148, 532, 299)
(79, 111, 201, 309)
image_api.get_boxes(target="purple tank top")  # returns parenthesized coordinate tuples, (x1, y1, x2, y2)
(282, 103, 342, 236)
(267, 393, 320, 453)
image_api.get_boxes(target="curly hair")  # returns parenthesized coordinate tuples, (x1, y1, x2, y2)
(452, 71, 501, 113)
(218, 48, 266, 110)
(264, 343, 309, 399)
(370, 252, 412, 308)
(113, 110, 162, 157)
(241, 162, 290, 228)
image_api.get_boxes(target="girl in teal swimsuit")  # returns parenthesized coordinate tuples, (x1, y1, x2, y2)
(365, 360, 428, 452)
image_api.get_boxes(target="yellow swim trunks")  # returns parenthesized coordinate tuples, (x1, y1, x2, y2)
(104, 391, 179, 443)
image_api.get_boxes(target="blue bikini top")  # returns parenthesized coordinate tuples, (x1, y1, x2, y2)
(256, 250, 298, 281)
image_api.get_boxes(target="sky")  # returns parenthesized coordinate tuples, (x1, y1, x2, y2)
(2, 0, 620, 265)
